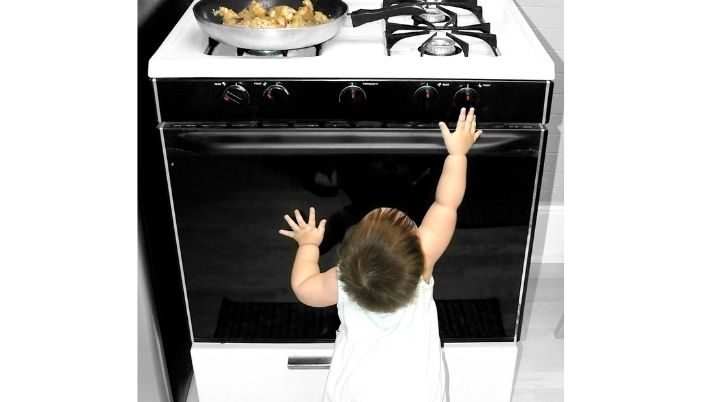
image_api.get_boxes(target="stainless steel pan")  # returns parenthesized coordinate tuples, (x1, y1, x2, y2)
(193, 0, 425, 50)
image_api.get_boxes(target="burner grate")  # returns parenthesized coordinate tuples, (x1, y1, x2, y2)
(383, 0, 499, 57)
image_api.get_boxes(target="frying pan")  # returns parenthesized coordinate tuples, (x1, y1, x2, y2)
(193, 0, 426, 50)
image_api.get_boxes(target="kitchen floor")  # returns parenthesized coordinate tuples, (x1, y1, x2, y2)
(185, 263, 564, 402)
(511, 263, 564, 402)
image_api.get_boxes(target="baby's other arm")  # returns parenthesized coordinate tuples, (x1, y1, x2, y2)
(279, 207, 338, 307)
(417, 108, 481, 282)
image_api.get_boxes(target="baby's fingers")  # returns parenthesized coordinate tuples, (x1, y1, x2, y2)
(474, 129, 483, 142)
(438, 121, 450, 139)
(318, 219, 327, 235)
(284, 214, 300, 231)
(308, 207, 316, 226)
(278, 229, 295, 238)
(465, 107, 475, 129)
(457, 107, 466, 129)
(294, 209, 307, 227)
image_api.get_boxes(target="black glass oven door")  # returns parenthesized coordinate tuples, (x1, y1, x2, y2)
(161, 126, 546, 343)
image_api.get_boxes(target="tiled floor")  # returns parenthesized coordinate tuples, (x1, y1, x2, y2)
(186, 263, 565, 402)
(511, 263, 564, 402)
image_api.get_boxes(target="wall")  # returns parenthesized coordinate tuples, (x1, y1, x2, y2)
(138, 3, 170, 400)
(139, 249, 172, 402)
(513, 0, 564, 263)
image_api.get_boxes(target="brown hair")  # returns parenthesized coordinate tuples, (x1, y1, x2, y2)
(338, 207, 425, 313)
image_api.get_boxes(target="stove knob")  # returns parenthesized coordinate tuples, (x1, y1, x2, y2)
(339, 85, 367, 106)
(263, 84, 290, 109)
(223, 84, 250, 107)
(453, 87, 480, 109)
(413, 85, 440, 111)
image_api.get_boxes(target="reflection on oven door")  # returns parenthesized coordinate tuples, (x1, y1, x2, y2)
(165, 150, 539, 342)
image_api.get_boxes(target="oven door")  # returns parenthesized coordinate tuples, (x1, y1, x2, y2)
(160, 124, 546, 343)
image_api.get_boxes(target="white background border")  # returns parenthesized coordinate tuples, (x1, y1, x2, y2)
(2, 0, 716, 400)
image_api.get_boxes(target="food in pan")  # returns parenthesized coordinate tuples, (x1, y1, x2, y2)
(217, 0, 330, 28)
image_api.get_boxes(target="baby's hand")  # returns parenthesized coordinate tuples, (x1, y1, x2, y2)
(438, 107, 482, 155)
(279, 207, 327, 247)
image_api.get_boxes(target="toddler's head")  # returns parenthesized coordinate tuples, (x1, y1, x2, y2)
(338, 207, 424, 313)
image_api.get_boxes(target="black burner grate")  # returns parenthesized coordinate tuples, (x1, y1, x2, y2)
(383, 0, 498, 57)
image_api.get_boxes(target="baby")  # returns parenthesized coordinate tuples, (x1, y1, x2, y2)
(279, 108, 481, 402)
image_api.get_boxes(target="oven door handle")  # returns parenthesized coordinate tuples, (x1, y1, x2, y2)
(162, 127, 545, 156)
(286, 356, 332, 370)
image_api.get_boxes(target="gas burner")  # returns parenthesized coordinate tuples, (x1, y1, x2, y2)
(204, 38, 323, 57)
(413, 4, 457, 26)
(243, 49, 284, 57)
(386, 25, 496, 57)
(419, 7, 448, 23)
(383, 0, 499, 57)
(420, 35, 460, 56)
(248, 49, 282, 57)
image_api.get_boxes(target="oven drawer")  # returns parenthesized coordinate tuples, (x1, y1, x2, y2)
(443, 342, 518, 402)
(191, 342, 518, 402)
(191, 343, 334, 402)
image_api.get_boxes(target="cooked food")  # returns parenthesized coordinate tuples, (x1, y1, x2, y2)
(217, 0, 330, 28)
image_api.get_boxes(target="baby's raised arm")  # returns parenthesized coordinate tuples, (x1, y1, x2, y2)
(417, 108, 481, 282)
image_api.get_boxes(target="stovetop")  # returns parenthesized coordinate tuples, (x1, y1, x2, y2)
(148, 0, 554, 79)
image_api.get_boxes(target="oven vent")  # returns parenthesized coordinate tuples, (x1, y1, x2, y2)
(210, 298, 505, 342)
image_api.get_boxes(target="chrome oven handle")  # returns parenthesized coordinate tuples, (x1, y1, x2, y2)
(287, 356, 332, 370)
(163, 127, 544, 156)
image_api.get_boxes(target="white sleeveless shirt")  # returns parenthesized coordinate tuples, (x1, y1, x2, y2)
(322, 273, 447, 402)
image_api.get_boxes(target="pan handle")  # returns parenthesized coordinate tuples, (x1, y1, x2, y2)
(348, 5, 426, 27)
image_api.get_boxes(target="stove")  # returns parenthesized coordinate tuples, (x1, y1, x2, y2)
(148, 0, 554, 401)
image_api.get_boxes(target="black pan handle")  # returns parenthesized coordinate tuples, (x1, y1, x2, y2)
(349, 5, 425, 27)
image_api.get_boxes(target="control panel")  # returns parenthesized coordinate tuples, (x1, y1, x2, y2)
(155, 79, 552, 124)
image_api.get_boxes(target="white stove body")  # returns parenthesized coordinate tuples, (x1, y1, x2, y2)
(148, 0, 554, 80)
(192, 342, 518, 402)
(150, 0, 551, 400)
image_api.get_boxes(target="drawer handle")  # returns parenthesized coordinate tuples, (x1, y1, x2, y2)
(287, 356, 332, 370)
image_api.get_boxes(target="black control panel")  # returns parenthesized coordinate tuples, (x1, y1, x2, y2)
(154, 78, 553, 124)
